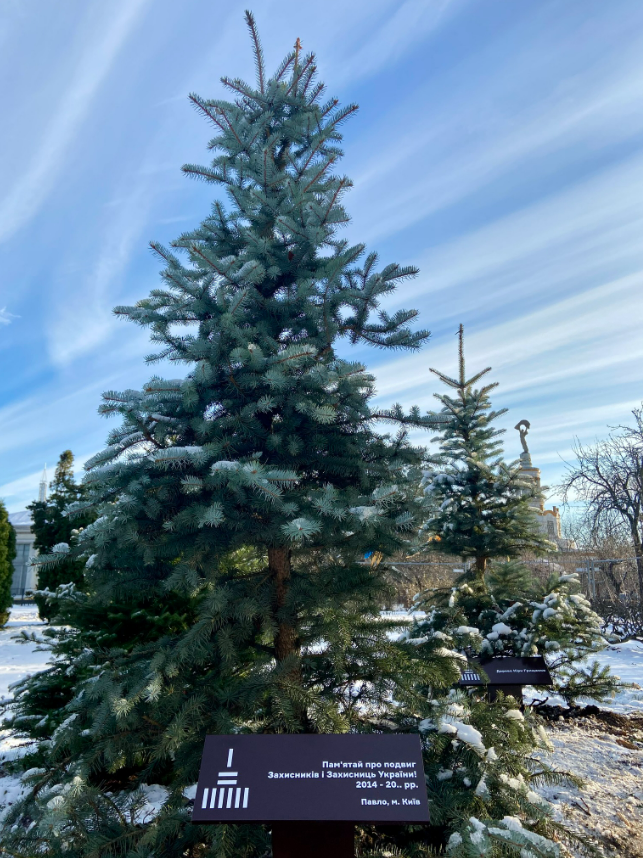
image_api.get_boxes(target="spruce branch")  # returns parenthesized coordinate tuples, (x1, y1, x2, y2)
(307, 81, 325, 105)
(187, 93, 225, 132)
(301, 62, 319, 97)
(244, 10, 265, 94)
(320, 97, 339, 119)
(213, 104, 244, 147)
(302, 156, 336, 193)
(181, 164, 231, 184)
(220, 76, 258, 102)
(274, 50, 296, 82)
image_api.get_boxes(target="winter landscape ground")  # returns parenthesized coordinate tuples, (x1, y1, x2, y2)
(2, 604, 642, 856)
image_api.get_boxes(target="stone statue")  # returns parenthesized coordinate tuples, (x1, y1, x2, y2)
(514, 419, 530, 455)
(515, 419, 533, 467)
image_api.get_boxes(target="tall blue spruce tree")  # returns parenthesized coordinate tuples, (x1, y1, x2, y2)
(0, 15, 460, 857)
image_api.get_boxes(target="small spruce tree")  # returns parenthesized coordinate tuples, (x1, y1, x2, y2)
(385, 330, 612, 855)
(415, 328, 615, 706)
(28, 450, 96, 620)
(0, 17, 460, 857)
(415, 569, 617, 706)
(0, 500, 17, 626)
(388, 671, 573, 857)
(421, 325, 552, 578)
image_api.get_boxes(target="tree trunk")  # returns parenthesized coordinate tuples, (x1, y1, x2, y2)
(604, 562, 623, 599)
(633, 535, 643, 606)
(268, 547, 299, 662)
(474, 555, 487, 581)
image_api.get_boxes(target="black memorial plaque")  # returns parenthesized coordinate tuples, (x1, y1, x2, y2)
(459, 655, 553, 687)
(192, 734, 429, 824)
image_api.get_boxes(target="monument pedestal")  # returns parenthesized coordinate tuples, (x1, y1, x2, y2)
(272, 822, 354, 857)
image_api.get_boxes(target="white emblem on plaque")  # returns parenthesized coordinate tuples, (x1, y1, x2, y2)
(201, 748, 249, 810)
(461, 668, 481, 682)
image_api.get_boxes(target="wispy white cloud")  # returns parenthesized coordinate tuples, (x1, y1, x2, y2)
(372, 268, 643, 409)
(0, 340, 156, 512)
(349, 28, 643, 242)
(327, 0, 461, 87)
(188, 0, 462, 105)
(0, 452, 95, 510)
(47, 187, 151, 367)
(386, 149, 643, 314)
(0, 468, 44, 506)
(0, 0, 150, 244)
(365, 146, 643, 488)
(368, 146, 643, 398)
(0, 307, 18, 326)
(514, 399, 643, 447)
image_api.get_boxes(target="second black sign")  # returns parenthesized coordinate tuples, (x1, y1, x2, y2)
(458, 655, 553, 686)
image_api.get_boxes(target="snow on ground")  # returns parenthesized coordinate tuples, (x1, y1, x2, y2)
(584, 639, 643, 712)
(522, 639, 643, 713)
(536, 714, 643, 858)
(0, 604, 49, 701)
(0, 605, 48, 823)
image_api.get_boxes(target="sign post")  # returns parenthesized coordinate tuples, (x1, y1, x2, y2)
(272, 822, 354, 858)
(192, 734, 429, 857)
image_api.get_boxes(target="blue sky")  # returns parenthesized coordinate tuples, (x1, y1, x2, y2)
(2, 0, 643, 512)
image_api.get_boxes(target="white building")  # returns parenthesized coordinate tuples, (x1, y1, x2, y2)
(9, 510, 38, 598)
(7, 465, 46, 599)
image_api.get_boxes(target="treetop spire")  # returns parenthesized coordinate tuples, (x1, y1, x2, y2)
(428, 324, 494, 401)
(458, 321, 465, 388)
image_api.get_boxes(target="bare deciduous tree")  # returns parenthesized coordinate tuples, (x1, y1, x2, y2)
(561, 406, 643, 603)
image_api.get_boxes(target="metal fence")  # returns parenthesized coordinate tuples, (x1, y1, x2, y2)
(10, 587, 35, 604)
(383, 550, 641, 609)
(520, 551, 640, 603)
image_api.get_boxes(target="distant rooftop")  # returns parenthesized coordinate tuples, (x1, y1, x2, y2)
(9, 510, 33, 527)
